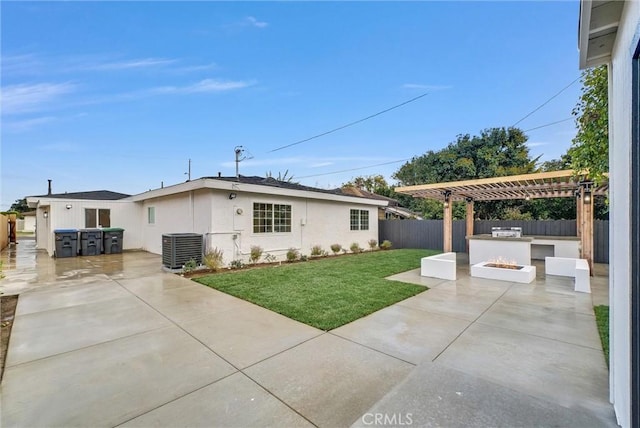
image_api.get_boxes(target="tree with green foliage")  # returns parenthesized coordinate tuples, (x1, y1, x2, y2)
(393, 127, 537, 219)
(343, 175, 395, 197)
(569, 65, 608, 185)
(9, 198, 29, 213)
(394, 127, 537, 186)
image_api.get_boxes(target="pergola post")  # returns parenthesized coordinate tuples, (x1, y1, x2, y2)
(443, 192, 453, 252)
(576, 194, 582, 238)
(580, 186, 594, 273)
(465, 199, 474, 252)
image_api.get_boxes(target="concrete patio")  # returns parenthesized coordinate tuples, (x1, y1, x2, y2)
(0, 240, 616, 427)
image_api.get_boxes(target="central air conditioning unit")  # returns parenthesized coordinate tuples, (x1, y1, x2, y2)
(162, 233, 203, 269)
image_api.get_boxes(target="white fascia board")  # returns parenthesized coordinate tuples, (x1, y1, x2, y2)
(26, 196, 133, 207)
(129, 178, 388, 207)
(579, 0, 594, 69)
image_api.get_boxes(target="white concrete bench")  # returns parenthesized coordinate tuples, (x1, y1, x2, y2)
(421, 252, 456, 281)
(545, 257, 591, 293)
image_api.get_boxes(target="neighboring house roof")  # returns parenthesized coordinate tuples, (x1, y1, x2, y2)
(28, 190, 131, 200)
(340, 186, 399, 205)
(384, 205, 423, 220)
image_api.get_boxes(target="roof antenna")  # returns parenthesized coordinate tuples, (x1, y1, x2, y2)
(234, 146, 253, 179)
(184, 158, 191, 181)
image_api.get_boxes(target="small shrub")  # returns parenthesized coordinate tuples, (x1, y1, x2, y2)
(286, 248, 300, 262)
(229, 259, 245, 269)
(368, 239, 378, 250)
(264, 253, 277, 263)
(310, 245, 323, 257)
(380, 240, 393, 250)
(250, 245, 264, 264)
(321, 250, 329, 257)
(183, 258, 198, 273)
(350, 242, 363, 254)
(203, 248, 224, 271)
(300, 254, 308, 262)
(330, 244, 342, 255)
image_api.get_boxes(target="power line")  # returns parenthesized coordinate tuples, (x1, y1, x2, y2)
(523, 117, 573, 132)
(268, 93, 429, 153)
(294, 116, 575, 181)
(295, 159, 410, 179)
(512, 76, 580, 127)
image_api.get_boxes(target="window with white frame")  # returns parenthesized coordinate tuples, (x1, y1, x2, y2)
(148, 207, 155, 224)
(253, 203, 291, 233)
(350, 209, 369, 231)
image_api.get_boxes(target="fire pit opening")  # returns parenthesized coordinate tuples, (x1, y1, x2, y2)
(485, 256, 523, 270)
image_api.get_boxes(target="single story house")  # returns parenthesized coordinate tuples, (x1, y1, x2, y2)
(17, 211, 36, 233)
(579, 1, 639, 426)
(26, 176, 387, 264)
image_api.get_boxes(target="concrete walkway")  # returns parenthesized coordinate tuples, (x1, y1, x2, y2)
(0, 240, 617, 427)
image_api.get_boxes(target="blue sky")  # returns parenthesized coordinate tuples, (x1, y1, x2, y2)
(1, 1, 582, 210)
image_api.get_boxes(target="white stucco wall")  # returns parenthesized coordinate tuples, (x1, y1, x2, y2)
(29, 198, 142, 256)
(140, 189, 212, 255)
(609, 2, 639, 426)
(137, 187, 380, 265)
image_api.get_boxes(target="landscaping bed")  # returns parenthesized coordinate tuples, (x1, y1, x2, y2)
(1, 294, 18, 382)
(194, 248, 436, 330)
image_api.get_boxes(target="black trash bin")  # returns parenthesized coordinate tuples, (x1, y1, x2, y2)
(79, 228, 103, 256)
(54, 229, 78, 258)
(102, 228, 124, 254)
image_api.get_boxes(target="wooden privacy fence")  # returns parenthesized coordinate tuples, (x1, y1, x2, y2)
(0, 213, 8, 251)
(379, 219, 609, 264)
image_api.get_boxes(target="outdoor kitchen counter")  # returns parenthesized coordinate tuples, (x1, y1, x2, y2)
(466, 234, 533, 242)
(467, 235, 532, 265)
(467, 235, 581, 264)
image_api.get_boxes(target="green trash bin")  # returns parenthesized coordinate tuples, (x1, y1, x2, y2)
(102, 228, 124, 254)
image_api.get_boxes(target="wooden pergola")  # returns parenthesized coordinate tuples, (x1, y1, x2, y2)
(395, 170, 608, 269)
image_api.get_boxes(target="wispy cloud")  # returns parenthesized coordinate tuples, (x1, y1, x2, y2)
(1, 53, 43, 76)
(171, 63, 218, 73)
(76, 57, 177, 71)
(402, 83, 452, 91)
(243, 16, 268, 28)
(3, 116, 56, 132)
(527, 141, 549, 148)
(150, 78, 255, 95)
(1, 82, 76, 114)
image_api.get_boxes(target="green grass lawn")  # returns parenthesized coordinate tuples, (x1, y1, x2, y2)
(194, 249, 437, 330)
(594, 305, 609, 368)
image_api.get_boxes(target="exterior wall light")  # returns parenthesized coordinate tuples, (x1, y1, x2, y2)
(66, 204, 72, 209)
(43, 211, 48, 218)
(443, 191, 452, 208)
(581, 182, 593, 204)
(229, 193, 237, 200)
